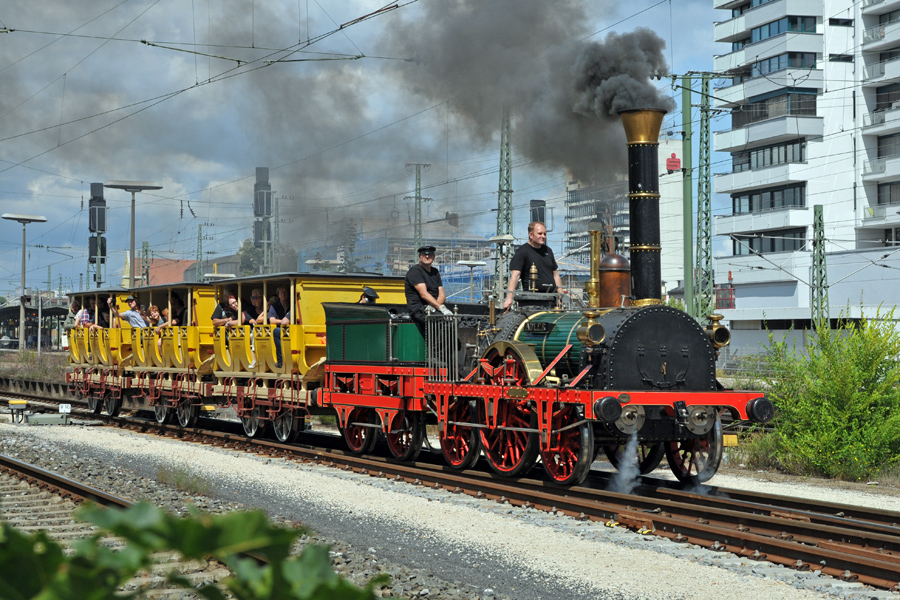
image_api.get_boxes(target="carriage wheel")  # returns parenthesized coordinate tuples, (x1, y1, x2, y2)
(440, 398, 481, 470)
(478, 343, 540, 477)
(665, 413, 723, 484)
(176, 401, 199, 428)
(154, 404, 171, 424)
(103, 394, 122, 417)
(603, 441, 665, 475)
(241, 407, 261, 438)
(386, 412, 425, 462)
(87, 393, 103, 414)
(541, 404, 594, 486)
(271, 409, 299, 443)
(340, 407, 378, 454)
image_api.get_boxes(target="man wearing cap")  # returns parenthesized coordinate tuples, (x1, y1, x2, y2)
(358, 287, 379, 304)
(503, 221, 565, 309)
(405, 245, 452, 336)
(108, 295, 149, 328)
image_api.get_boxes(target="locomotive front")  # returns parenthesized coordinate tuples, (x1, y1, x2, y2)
(471, 108, 773, 484)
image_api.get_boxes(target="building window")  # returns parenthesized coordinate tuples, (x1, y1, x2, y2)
(829, 18, 853, 27)
(733, 228, 806, 255)
(828, 54, 853, 62)
(877, 132, 900, 158)
(877, 181, 900, 205)
(751, 52, 816, 77)
(876, 83, 900, 111)
(732, 183, 806, 215)
(880, 10, 900, 25)
(732, 37, 751, 52)
(750, 16, 816, 44)
(732, 90, 817, 129)
(732, 140, 805, 172)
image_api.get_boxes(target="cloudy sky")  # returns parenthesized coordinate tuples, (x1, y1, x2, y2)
(0, 0, 726, 294)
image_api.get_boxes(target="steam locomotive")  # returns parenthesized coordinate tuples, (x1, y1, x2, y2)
(65, 109, 772, 486)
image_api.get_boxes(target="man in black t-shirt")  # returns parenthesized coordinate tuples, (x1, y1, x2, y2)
(503, 221, 565, 309)
(405, 245, 453, 336)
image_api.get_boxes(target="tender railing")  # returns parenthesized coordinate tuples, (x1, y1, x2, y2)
(426, 314, 458, 382)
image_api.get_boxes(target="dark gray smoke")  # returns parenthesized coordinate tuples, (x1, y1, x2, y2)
(381, 2, 675, 183)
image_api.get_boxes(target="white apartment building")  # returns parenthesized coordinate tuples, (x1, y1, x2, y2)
(713, 0, 900, 360)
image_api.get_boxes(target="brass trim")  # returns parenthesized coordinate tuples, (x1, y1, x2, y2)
(627, 192, 660, 199)
(631, 298, 663, 307)
(620, 109, 666, 144)
(629, 244, 660, 251)
(482, 340, 544, 385)
(513, 311, 550, 341)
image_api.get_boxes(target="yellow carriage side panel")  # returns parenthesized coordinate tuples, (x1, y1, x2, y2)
(293, 276, 406, 374)
(194, 287, 218, 367)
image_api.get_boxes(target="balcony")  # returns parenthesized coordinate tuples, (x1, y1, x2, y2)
(716, 206, 810, 236)
(862, 0, 900, 15)
(715, 0, 749, 9)
(715, 69, 823, 107)
(862, 55, 900, 84)
(715, 162, 808, 194)
(716, 115, 824, 153)
(862, 106, 900, 136)
(862, 154, 900, 182)
(714, 33, 822, 73)
(862, 202, 900, 222)
(863, 19, 900, 52)
(714, 15, 746, 44)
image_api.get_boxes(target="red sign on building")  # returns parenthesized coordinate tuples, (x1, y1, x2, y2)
(666, 153, 681, 172)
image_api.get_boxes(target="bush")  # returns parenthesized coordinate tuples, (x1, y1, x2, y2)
(0, 502, 386, 600)
(0, 350, 70, 381)
(762, 311, 900, 480)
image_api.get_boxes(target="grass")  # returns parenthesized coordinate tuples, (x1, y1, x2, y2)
(156, 463, 214, 497)
(0, 350, 70, 381)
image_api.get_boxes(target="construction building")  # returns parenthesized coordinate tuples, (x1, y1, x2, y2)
(563, 136, 685, 297)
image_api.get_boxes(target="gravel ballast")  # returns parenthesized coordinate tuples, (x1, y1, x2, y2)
(1, 420, 898, 600)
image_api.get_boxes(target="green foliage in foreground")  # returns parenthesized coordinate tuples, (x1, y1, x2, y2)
(762, 312, 900, 480)
(0, 502, 386, 600)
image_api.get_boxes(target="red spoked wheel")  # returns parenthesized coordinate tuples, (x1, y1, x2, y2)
(340, 407, 379, 455)
(665, 413, 723, 484)
(603, 441, 665, 475)
(385, 411, 425, 462)
(541, 405, 594, 486)
(478, 343, 540, 477)
(440, 398, 481, 470)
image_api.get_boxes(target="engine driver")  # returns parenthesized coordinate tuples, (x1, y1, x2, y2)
(503, 221, 566, 309)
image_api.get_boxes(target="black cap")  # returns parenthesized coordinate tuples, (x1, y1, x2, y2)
(417, 245, 436, 255)
(124, 294, 137, 302)
(362, 286, 379, 298)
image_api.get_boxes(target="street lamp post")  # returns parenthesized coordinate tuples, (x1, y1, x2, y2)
(2, 213, 47, 351)
(457, 260, 487, 302)
(104, 181, 162, 288)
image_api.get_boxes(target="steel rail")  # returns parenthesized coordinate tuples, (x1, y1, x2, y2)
(0, 453, 132, 508)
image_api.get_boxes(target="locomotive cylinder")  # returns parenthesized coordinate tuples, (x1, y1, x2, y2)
(620, 109, 666, 307)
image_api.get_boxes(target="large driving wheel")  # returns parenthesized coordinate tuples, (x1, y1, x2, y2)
(340, 407, 379, 454)
(542, 404, 594, 485)
(103, 394, 122, 417)
(603, 441, 665, 475)
(478, 342, 540, 477)
(271, 409, 299, 443)
(386, 411, 425, 462)
(154, 404, 171, 424)
(241, 407, 261, 438)
(665, 412, 723, 484)
(176, 401, 199, 428)
(440, 398, 481, 470)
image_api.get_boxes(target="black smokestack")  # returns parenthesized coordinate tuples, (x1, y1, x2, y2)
(620, 109, 666, 305)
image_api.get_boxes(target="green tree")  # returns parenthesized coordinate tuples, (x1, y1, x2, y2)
(237, 238, 263, 276)
(763, 310, 900, 480)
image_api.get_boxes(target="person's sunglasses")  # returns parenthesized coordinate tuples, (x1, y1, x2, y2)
(422, 253, 434, 257)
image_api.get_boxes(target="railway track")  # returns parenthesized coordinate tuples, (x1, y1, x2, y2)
(0, 453, 232, 597)
(3, 382, 900, 592)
